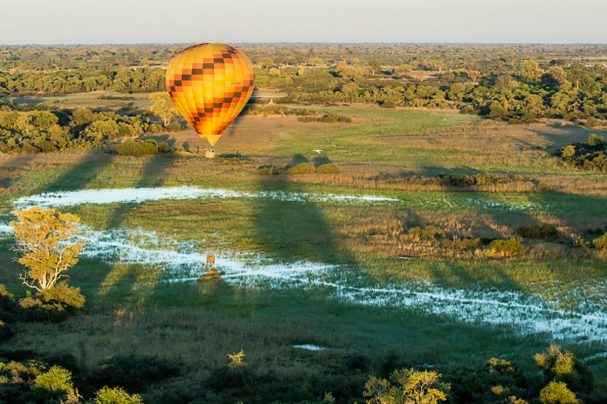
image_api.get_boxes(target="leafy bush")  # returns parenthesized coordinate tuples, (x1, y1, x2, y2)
(592, 232, 607, 250)
(114, 139, 159, 156)
(534, 344, 593, 393)
(557, 139, 607, 172)
(380, 100, 396, 108)
(316, 163, 341, 174)
(0, 360, 46, 401)
(516, 223, 558, 239)
(94, 386, 142, 404)
(445, 357, 530, 403)
(407, 225, 445, 241)
(33, 365, 75, 395)
(18, 283, 84, 321)
(41, 282, 85, 309)
(257, 165, 280, 175)
(364, 368, 450, 404)
(166, 121, 185, 132)
(0, 361, 80, 403)
(217, 152, 252, 161)
(587, 133, 606, 147)
(19, 294, 70, 321)
(441, 237, 482, 251)
(157, 141, 172, 153)
(287, 162, 316, 174)
(486, 238, 525, 257)
(298, 113, 351, 123)
(539, 381, 577, 404)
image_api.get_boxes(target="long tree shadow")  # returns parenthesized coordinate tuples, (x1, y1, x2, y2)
(95, 146, 177, 303)
(0, 153, 38, 191)
(32, 152, 116, 194)
(252, 175, 355, 264)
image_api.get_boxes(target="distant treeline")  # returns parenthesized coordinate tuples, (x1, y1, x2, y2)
(1, 44, 606, 124)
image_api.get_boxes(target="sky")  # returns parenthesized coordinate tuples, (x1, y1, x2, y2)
(1, 0, 606, 45)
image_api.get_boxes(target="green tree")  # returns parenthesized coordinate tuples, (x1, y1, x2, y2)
(269, 67, 282, 77)
(587, 133, 606, 147)
(34, 365, 81, 403)
(364, 368, 449, 404)
(94, 386, 142, 404)
(520, 60, 544, 81)
(534, 344, 593, 393)
(148, 92, 178, 127)
(10, 207, 82, 292)
(539, 382, 577, 404)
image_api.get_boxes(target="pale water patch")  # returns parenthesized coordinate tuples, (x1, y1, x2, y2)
(13, 186, 400, 209)
(1, 186, 601, 343)
(294, 344, 326, 351)
(1, 222, 606, 342)
(12, 186, 548, 213)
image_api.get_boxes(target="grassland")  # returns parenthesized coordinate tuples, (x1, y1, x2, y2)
(1, 102, 607, 401)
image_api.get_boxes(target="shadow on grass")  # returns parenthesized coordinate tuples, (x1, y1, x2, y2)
(252, 175, 355, 264)
(96, 148, 177, 303)
(32, 152, 116, 194)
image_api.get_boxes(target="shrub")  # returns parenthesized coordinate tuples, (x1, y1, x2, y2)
(364, 368, 449, 404)
(33, 365, 74, 394)
(287, 162, 315, 174)
(17, 282, 84, 321)
(592, 232, 607, 250)
(94, 386, 142, 404)
(19, 294, 69, 321)
(316, 163, 341, 174)
(446, 357, 530, 403)
(257, 165, 280, 175)
(534, 344, 593, 393)
(217, 152, 252, 161)
(587, 133, 606, 147)
(114, 139, 158, 156)
(441, 237, 482, 251)
(486, 238, 525, 257)
(516, 223, 558, 239)
(157, 141, 172, 153)
(407, 226, 445, 241)
(40, 282, 85, 309)
(539, 381, 577, 404)
(0, 360, 45, 400)
(166, 121, 185, 132)
(298, 113, 351, 123)
(562, 145, 576, 158)
(380, 100, 396, 108)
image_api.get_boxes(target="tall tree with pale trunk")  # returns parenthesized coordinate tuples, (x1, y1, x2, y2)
(10, 207, 82, 292)
(148, 92, 178, 127)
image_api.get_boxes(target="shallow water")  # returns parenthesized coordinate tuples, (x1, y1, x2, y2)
(3, 186, 604, 343)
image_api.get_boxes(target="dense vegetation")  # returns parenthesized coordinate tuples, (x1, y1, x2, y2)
(0, 107, 183, 153)
(558, 133, 607, 172)
(1, 44, 606, 125)
(1, 44, 606, 403)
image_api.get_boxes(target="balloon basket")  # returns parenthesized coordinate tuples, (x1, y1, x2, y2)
(205, 149, 215, 159)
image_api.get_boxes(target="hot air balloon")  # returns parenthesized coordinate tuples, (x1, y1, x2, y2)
(166, 43, 255, 156)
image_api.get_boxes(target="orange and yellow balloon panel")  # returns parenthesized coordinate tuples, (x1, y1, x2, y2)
(166, 43, 255, 147)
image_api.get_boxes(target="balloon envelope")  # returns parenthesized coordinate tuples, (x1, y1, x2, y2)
(166, 43, 255, 146)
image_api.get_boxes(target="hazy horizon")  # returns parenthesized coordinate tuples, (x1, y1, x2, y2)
(2, 0, 606, 45)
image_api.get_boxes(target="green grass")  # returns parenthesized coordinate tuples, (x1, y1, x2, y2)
(1, 106, 607, 400)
